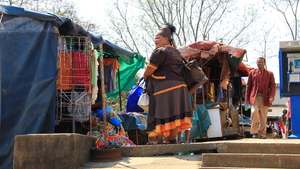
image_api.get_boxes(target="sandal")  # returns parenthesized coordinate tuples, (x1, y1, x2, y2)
(157, 139, 164, 144)
(183, 141, 190, 144)
(146, 139, 164, 145)
(165, 139, 177, 144)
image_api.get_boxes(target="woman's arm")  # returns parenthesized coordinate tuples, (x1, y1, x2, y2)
(143, 64, 156, 80)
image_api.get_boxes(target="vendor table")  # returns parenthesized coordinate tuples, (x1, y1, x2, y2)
(117, 113, 147, 130)
(117, 113, 148, 145)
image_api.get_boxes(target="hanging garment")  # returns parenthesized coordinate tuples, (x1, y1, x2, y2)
(98, 64, 114, 93)
(68, 91, 91, 122)
(232, 76, 243, 97)
(102, 58, 121, 93)
(105, 53, 146, 98)
(189, 104, 212, 140)
(103, 58, 121, 82)
(91, 50, 98, 88)
(91, 50, 99, 104)
(105, 64, 114, 93)
(217, 86, 224, 103)
(73, 51, 91, 91)
(57, 51, 72, 90)
(209, 82, 215, 102)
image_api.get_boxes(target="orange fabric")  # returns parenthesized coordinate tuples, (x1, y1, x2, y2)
(103, 58, 121, 83)
(163, 45, 175, 48)
(57, 51, 72, 90)
(153, 84, 187, 96)
(148, 117, 193, 137)
(151, 74, 166, 79)
(147, 63, 158, 69)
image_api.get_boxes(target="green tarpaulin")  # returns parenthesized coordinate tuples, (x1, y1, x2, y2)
(106, 53, 146, 98)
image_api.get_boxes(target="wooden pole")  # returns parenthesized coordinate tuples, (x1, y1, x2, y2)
(99, 44, 108, 146)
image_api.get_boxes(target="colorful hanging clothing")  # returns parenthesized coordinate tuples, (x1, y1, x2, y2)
(73, 51, 91, 91)
(57, 51, 72, 90)
(103, 58, 120, 93)
(91, 50, 99, 104)
(68, 92, 91, 122)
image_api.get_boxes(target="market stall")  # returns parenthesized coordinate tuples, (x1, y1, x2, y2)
(177, 41, 253, 139)
(0, 4, 146, 168)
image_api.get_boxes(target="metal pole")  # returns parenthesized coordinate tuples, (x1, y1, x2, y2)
(71, 37, 76, 133)
(117, 57, 122, 111)
(240, 97, 245, 137)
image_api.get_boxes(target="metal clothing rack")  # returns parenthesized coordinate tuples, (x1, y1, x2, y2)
(56, 36, 92, 133)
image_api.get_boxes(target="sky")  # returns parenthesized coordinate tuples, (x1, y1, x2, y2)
(72, 0, 295, 83)
(72, 0, 107, 23)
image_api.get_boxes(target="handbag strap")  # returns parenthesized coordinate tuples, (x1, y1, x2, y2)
(182, 57, 188, 64)
(137, 77, 145, 86)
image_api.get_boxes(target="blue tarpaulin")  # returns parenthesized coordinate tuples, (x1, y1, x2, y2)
(0, 13, 57, 169)
(0, 4, 143, 169)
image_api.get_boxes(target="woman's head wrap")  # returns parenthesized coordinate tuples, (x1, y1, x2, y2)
(156, 25, 172, 40)
(156, 23, 176, 46)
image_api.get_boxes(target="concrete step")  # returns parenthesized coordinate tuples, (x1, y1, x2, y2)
(202, 139, 300, 168)
(202, 153, 300, 168)
(121, 139, 300, 157)
(216, 141, 300, 154)
(120, 143, 217, 157)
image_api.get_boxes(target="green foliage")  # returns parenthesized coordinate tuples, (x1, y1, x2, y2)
(106, 90, 130, 112)
(106, 76, 140, 112)
(180, 150, 191, 156)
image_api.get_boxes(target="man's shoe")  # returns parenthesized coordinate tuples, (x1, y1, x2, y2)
(259, 136, 266, 139)
(252, 134, 258, 138)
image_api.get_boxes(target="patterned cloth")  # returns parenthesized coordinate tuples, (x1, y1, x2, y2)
(146, 46, 194, 137)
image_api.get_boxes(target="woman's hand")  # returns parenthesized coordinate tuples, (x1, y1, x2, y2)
(143, 75, 148, 80)
(269, 97, 274, 103)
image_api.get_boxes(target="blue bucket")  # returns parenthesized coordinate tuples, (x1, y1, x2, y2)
(109, 116, 122, 127)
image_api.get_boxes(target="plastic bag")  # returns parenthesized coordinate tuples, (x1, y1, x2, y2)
(137, 89, 149, 112)
(126, 78, 145, 112)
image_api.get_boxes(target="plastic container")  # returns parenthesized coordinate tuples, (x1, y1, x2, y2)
(244, 104, 252, 111)
(93, 107, 122, 127)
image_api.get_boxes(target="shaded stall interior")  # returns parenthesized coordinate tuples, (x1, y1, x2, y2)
(54, 20, 145, 135)
(177, 41, 252, 139)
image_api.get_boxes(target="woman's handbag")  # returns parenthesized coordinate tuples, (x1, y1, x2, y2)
(126, 78, 145, 112)
(182, 58, 208, 94)
(137, 89, 149, 112)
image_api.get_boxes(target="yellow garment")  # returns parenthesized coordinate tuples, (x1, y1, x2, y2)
(209, 82, 215, 102)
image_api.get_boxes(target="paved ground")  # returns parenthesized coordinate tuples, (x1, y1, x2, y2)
(79, 155, 203, 169)
(78, 138, 300, 169)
